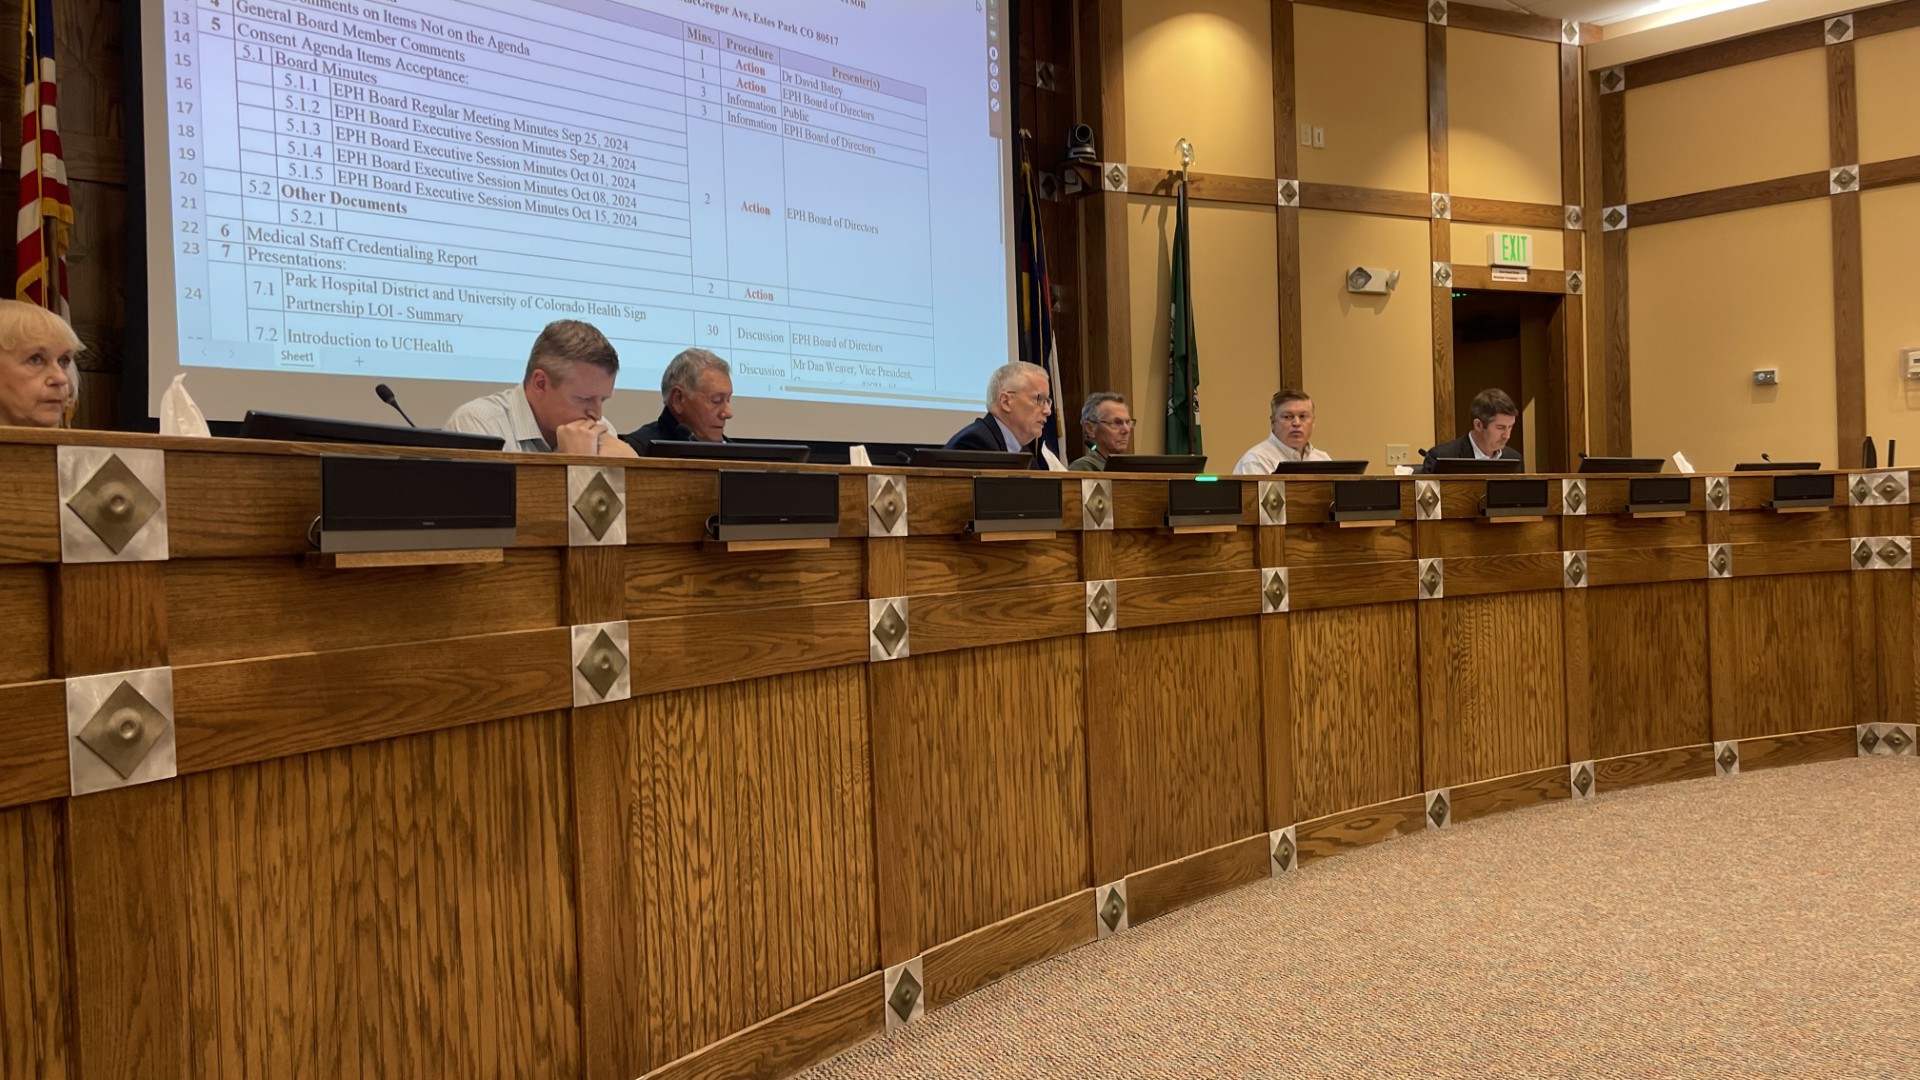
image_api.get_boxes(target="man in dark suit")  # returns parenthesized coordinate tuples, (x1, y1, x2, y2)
(944, 360, 1054, 468)
(1418, 387, 1523, 472)
(623, 347, 732, 455)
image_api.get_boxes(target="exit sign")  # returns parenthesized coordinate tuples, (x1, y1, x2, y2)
(1488, 231, 1533, 267)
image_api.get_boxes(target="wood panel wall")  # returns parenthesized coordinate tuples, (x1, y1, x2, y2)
(0, 429, 1911, 1080)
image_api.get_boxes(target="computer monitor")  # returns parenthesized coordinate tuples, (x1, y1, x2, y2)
(1733, 461, 1820, 472)
(646, 440, 811, 463)
(1263, 459, 1369, 475)
(1102, 454, 1206, 474)
(1430, 457, 1524, 474)
(237, 410, 505, 452)
(910, 449, 1031, 470)
(1577, 456, 1664, 474)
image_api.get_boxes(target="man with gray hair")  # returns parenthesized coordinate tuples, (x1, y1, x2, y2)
(1070, 391, 1133, 471)
(623, 347, 734, 454)
(445, 320, 638, 456)
(943, 360, 1057, 469)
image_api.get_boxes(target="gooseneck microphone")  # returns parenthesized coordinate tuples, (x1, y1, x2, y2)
(375, 383, 416, 428)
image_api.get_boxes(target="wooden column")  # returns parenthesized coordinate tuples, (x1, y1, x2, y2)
(1428, 24, 1455, 444)
(1274, 0, 1304, 392)
(56, 561, 189, 1080)
(1829, 38, 1866, 470)
(1558, 39, 1589, 469)
(1078, 0, 1133, 404)
(1597, 71, 1631, 456)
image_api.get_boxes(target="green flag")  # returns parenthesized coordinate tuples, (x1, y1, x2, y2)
(1167, 181, 1202, 455)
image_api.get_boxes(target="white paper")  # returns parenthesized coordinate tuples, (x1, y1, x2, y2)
(1041, 445, 1068, 472)
(159, 374, 212, 438)
(848, 444, 872, 467)
(1672, 451, 1694, 474)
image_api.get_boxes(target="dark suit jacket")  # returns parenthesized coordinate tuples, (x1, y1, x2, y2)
(1417, 434, 1522, 473)
(622, 404, 713, 456)
(944, 415, 1046, 468)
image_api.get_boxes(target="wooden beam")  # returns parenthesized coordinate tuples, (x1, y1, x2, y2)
(1448, 265, 1569, 292)
(1855, 0, 1920, 38)
(1296, 182, 1432, 219)
(1275, 0, 1304, 392)
(1860, 153, 1920, 190)
(1449, 197, 1565, 229)
(1447, 3, 1564, 43)
(1294, 0, 1429, 25)
(1624, 20, 1827, 89)
(1125, 167, 1273, 205)
(1627, 172, 1830, 228)
(1830, 41, 1866, 469)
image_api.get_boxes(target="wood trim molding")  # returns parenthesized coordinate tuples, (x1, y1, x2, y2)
(641, 973, 883, 1080)
(1593, 744, 1715, 792)
(1124, 166, 1274, 205)
(1294, 793, 1428, 862)
(1860, 154, 1920, 190)
(1626, 172, 1829, 228)
(923, 891, 1093, 1009)
(1125, 834, 1270, 925)
(1294, 0, 1429, 25)
(1560, 41, 1589, 468)
(1449, 765, 1571, 824)
(1448, 3, 1566, 42)
(0, 680, 65, 810)
(1297, 182, 1432, 219)
(1447, 265, 1569, 293)
(1449, 197, 1564, 229)
(1623, 20, 1826, 90)
(1855, 0, 1920, 38)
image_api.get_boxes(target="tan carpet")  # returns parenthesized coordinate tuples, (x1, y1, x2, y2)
(795, 758, 1920, 1079)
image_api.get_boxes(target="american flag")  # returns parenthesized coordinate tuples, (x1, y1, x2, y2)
(16, 0, 72, 318)
(1015, 145, 1061, 459)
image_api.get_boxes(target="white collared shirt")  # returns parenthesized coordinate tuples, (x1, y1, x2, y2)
(1234, 433, 1331, 474)
(992, 415, 1024, 452)
(1470, 433, 1493, 460)
(444, 383, 614, 453)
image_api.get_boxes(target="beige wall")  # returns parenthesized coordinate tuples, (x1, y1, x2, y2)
(1116, 1, 1565, 470)
(1624, 49, 1828, 202)
(1628, 201, 1836, 470)
(1447, 30, 1562, 206)
(1294, 6, 1427, 192)
(1856, 26, 1920, 165)
(1299, 210, 1434, 463)
(1122, 0, 1275, 176)
(1126, 200, 1281, 467)
(1861, 185, 1920, 453)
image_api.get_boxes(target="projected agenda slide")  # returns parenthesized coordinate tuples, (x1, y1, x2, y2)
(151, 0, 1014, 426)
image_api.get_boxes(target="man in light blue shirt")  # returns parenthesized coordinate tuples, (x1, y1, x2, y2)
(445, 320, 638, 457)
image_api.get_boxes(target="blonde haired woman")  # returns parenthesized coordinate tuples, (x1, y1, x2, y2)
(0, 299, 81, 427)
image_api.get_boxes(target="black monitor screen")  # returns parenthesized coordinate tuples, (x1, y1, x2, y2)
(1105, 454, 1206, 474)
(647, 440, 810, 463)
(321, 456, 516, 532)
(718, 471, 840, 526)
(240, 410, 505, 452)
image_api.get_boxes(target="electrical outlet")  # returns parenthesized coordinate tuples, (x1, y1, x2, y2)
(1752, 368, 1778, 386)
(1300, 123, 1313, 146)
(1312, 126, 1325, 148)
(1386, 443, 1411, 466)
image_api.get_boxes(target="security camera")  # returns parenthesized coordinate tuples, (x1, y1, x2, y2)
(1066, 123, 1097, 161)
(1345, 267, 1400, 295)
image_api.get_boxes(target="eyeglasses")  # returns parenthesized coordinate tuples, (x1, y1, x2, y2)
(1093, 418, 1137, 429)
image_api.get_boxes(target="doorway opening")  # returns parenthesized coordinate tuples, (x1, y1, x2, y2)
(1450, 289, 1571, 473)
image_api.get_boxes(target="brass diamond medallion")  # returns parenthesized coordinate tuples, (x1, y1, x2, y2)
(1717, 744, 1738, 773)
(1421, 562, 1442, 597)
(1885, 728, 1912, 754)
(1855, 540, 1876, 568)
(576, 630, 627, 698)
(1565, 484, 1586, 513)
(1860, 728, 1881, 753)
(1573, 764, 1593, 796)
(1087, 584, 1114, 628)
(1105, 164, 1126, 190)
(1274, 834, 1295, 869)
(872, 477, 905, 533)
(887, 968, 922, 1022)
(1603, 207, 1625, 229)
(1428, 795, 1449, 828)
(77, 681, 166, 779)
(1100, 888, 1127, 932)
(66, 455, 161, 554)
(1566, 554, 1586, 587)
(1261, 485, 1286, 523)
(572, 471, 622, 541)
(1280, 181, 1299, 204)
(873, 603, 908, 657)
(1265, 572, 1288, 611)
(1434, 264, 1452, 286)
(1880, 540, 1909, 567)
(1429, 0, 1446, 20)
(1853, 477, 1873, 504)
(1417, 486, 1440, 518)
(1829, 16, 1851, 40)
(1711, 548, 1731, 577)
(1600, 69, 1624, 93)
(1707, 480, 1726, 509)
(1835, 168, 1857, 190)
(1877, 476, 1903, 502)
(1086, 484, 1110, 527)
